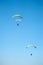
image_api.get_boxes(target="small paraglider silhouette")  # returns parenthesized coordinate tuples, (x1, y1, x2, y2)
(25, 44, 37, 56)
(12, 14, 23, 26)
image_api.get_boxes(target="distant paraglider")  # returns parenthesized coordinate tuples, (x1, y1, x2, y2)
(25, 44, 37, 56)
(12, 14, 23, 26)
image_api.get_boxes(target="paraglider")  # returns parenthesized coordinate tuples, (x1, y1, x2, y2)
(12, 14, 23, 26)
(25, 44, 37, 56)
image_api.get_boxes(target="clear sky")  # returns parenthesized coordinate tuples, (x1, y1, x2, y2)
(0, 0, 43, 65)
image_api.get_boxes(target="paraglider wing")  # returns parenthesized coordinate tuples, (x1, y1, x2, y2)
(26, 44, 37, 48)
(12, 14, 23, 19)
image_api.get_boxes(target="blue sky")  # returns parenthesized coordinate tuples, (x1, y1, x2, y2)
(0, 0, 43, 65)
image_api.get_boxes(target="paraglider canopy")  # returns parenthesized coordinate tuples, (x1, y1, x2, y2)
(26, 44, 37, 49)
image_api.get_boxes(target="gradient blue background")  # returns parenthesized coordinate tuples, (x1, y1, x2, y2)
(0, 0, 43, 65)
